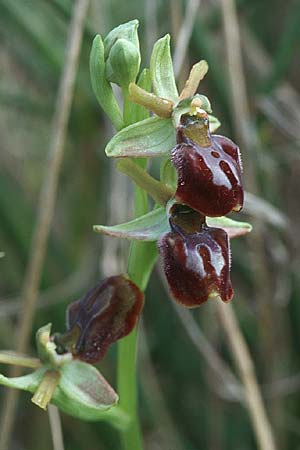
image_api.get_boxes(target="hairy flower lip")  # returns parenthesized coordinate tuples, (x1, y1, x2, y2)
(159, 219, 233, 308)
(171, 112, 244, 217)
(172, 138, 243, 217)
(56, 275, 144, 364)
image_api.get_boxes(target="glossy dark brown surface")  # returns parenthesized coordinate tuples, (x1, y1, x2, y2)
(172, 114, 243, 217)
(158, 220, 233, 307)
(65, 275, 144, 363)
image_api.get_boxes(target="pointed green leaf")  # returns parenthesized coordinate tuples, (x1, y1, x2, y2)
(207, 216, 252, 238)
(150, 35, 178, 103)
(90, 35, 123, 131)
(105, 117, 175, 158)
(94, 208, 169, 241)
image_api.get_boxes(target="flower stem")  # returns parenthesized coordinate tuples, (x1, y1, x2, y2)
(118, 240, 157, 450)
(117, 92, 157, 450)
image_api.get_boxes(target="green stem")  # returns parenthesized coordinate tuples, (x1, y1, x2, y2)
(117, 92, 157, 450)
(118, 240, 157, 450)
(122, 87, 134, 126)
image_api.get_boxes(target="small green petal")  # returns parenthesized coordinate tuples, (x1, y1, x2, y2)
(207, 216, 252, 238)
(208, 115, 221, 132)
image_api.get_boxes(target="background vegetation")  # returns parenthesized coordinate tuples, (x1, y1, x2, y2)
(0, 0, 300, 449)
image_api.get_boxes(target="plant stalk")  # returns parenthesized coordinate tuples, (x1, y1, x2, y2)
(117, 94, 157, 450)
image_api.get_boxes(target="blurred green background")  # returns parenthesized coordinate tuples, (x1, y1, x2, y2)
(1, 0, 300, 449)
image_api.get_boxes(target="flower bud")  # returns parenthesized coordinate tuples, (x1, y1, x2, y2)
(158, 214, 233, 307)
(172, 112, 243, 217)
(104, 20, 141, 88)
(57, 275, 144, 363)
(104, 20, 140, 56)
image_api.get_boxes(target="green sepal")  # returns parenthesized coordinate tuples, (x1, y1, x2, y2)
(105, 116, 175, 158)
(150, 35, 178, 103)
(90, 35, 123, 131)
(0, 368, 46, 393)
(94, 208, 170, 241)
(94, 208, 252, 241)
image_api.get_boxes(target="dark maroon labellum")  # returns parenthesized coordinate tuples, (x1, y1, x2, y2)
(158, 218, 233, 307)
(58, 275, 144, 363)
(172, 113, 243, 217)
